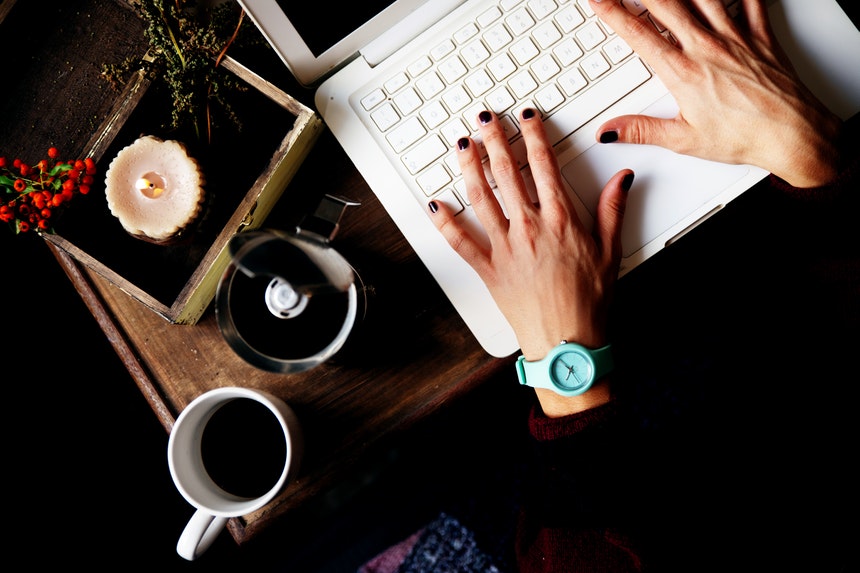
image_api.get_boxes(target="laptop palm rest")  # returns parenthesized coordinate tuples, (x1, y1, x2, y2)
(560, 93, 751, 259)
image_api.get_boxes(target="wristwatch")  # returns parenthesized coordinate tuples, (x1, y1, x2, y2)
(515, 341, 614, 396)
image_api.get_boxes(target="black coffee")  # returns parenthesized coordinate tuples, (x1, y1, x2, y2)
(201, 398, 287, 499)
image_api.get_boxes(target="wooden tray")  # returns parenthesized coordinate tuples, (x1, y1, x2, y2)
(1, 0, 323, 324)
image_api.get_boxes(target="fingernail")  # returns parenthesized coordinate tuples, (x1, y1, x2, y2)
(521, 108, 536, 121)
(478, 110, 492, 125)
(428, 201, 439, 213)
(457, 137, 470, 151)
(599, 130, 619, 143)
(621, 172, 635, 192)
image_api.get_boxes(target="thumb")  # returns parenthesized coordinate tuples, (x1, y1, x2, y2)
(596, 114, 684, 151)
(594, 169, 633, 264)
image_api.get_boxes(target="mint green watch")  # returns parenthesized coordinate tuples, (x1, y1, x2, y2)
(515, 341, 614, 397)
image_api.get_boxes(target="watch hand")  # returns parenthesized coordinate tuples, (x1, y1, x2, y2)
(559, 360, 575, 381)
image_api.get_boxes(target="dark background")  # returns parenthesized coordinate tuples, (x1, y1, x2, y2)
(3, 1, 859, 571)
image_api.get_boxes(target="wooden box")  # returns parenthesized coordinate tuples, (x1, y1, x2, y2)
(2, 0, 324, 324)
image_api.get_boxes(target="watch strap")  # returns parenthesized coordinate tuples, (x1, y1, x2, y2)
(515, 341, 613, 397)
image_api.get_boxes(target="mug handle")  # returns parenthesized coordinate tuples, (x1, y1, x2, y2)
(176, 508, 229, 560)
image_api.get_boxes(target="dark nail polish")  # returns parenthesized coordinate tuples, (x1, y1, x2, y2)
(478, 110, 492, 125)
(621, 172, 635, 192)
(599, 130, 619, 144)
(428, 201, 439, 213)
(457, 137, 470, 151)
(521, 108, 536, 120)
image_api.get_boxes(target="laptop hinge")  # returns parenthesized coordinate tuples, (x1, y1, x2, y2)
(362, 0, 469, 67)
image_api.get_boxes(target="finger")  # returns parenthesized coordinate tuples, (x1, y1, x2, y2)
(739, 0, 773, 42)
(426, 199, 490, 275)
(687, 0, 739, 37)
(517, 108, 575, 218)
(476, 110, 532, 218)
(593, 169, 634, 266)
(638, 0, 713, 48)
(738, 0, 787, 65)
(456, 135, 508, 238)
(589, 0, 685, 78)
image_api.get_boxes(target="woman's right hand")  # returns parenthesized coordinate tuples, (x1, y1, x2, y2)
(589, 0, 844, 188)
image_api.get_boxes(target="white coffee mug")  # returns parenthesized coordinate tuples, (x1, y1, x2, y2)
(167, 387, 302, 560)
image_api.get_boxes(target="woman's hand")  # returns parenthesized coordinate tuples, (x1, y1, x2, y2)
(428, 109, 632, 416)
(589, 0, 844, 188)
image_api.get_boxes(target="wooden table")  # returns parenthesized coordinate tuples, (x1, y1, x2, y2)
(0, 0, 507, 545)
(47, 123, 509, 544)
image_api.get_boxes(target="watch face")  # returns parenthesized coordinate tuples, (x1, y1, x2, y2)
(550, 350, 593, 393)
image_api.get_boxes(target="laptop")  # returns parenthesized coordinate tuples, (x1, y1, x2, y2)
(236, 0, 860, 357)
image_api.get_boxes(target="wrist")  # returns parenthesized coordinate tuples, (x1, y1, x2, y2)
(535, 378, 612, 418)
(773, 108, 844, 188)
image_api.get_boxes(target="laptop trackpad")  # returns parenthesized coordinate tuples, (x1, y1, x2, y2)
(561, 142, 750, 258)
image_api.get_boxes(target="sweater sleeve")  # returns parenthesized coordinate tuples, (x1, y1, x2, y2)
(517, 400, 646, 573)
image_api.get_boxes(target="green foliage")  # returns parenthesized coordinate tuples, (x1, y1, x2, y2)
(101, 0, 266, 139)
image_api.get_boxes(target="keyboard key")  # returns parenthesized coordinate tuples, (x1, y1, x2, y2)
(384, 72, 409, 94)
(484, 24, 513, 51)
(477, 5, 503, 27)
(506, 7, 536, 36)
(604, 36, 633, 64)
(433, 188, 464, 214)
(554, 4, 585, 33)
(576, 21, 606, 51)
(431, 39, 455, 60)
(535, 84, 565, 112)
(486, 85, 517, 114)
(528, 0, 559, 20)
(465, 69, 495, 97)
(415, 72, 445, 99)
(621, 0, 647, 16)
(510, 37, 540, 65)
(403, 136, 447, 175)
(543, 57, 651, 146)
(509, 69, 539, 98)
(553, 37, 584, 66)
(581, 52, 610, 80)
(387, 117, 426, 153)
(393, 87, 423, 115)
(440, 117, 470, 145)
(533, 20, 563, 49)
(361, 88, 386, 111)
(420, 100, 450, 129)
(531, 53, 561, 82)
(407, 56, 432, 77)
(488, 53, 518, 81)
(454, 22, 479, 44)
(461, 40, 491, 67)
(439, 56, 468, 83)
(415, 162, 451, 194)
(370, 102, 400, 132)
(442, 85, 472, 113)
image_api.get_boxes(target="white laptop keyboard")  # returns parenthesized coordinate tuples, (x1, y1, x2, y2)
(358, 0, 741, 215)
